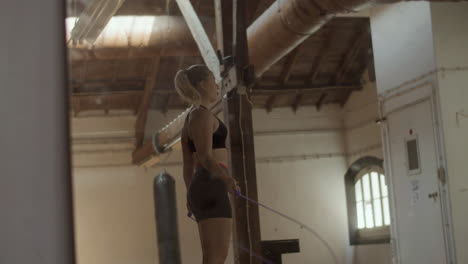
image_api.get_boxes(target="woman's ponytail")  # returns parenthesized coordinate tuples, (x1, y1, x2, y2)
(174, 69, 202, 106)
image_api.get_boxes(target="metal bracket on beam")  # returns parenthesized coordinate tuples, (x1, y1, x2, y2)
(152, 132, 169, 155)
(221, 66, 238, 94)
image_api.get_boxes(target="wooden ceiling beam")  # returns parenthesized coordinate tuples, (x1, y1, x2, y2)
(135, 56, 161, 148)
(69, 47, 200, 61)
(111, 61, 120, 84)
(279, 44, 303, 84)
(334, 28, 368, 84)
(306, 29, 333, 83)
(265, 95, 277, 113)
(161, 94, 171, 115)
(367, 50, 376, 82)
(340, 89, 354, 107)
(175, 0, 221, 80)
(253, 84, 361, 95)
(132, 141, 157, 165)
(247, 0, 262, 25)
(291, 93, 304, 113)
(315, 93, 327, 111)
(80, 59, 88, 83)
(70, 0, 125, 44)
(153, 89, 178, 95)
(70, 91, 143, 115)
(71, 78, 146, 86)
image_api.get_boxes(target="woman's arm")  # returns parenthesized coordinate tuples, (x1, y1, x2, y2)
(181, 135, 194, 190)
(189, 109, 230, 180)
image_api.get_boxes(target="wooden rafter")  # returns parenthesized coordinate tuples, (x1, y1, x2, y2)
(69, 47, 200, 61)
(253, 84, 362, 95)
(334, 27, 368, 84)
(366, 49, 376, 82)
(306, 29, 333, 83)
(265, 95, 277, 112)
(316, 93, 327, 111)
(279, 44, 303, 84)
(72, 78, 145, 86)
(175, 0, 221, 80)
(132, 141, 157, 165)
(340, 89, 354, 107)
(135, 56, 161, 148)
(153, 89, 177, 95)
(247, 0, 262, 24)
(177, 56, 185, 70)
(71, 91, 143, 115)
(291, 93, 304, 113)
(70, 0, 125, 44)
(111, 61, 120, 83)
(80, 59, 88, 83)
(214, 0, 224, 52)
(161, 94, 171, 114)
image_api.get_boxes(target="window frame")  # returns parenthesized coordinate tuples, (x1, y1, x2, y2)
(345, 156, 391, 245)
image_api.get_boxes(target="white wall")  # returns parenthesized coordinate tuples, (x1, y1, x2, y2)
(73, 167, 157, 264)
(71, 114, 136, 167)
(252, 106, 349, 263)
(343, 79, 383, 165)
(370, 2, 437, 94)
(431, 3, 468, 263)
(342, 78, 391, 264)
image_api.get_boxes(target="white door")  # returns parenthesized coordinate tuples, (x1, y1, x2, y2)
(386, 99, 447, 264)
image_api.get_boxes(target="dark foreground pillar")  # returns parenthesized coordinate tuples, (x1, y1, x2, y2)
(0, 0, 75, 263)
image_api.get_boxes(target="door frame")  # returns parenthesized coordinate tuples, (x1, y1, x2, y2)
(378, 81, 456, 264)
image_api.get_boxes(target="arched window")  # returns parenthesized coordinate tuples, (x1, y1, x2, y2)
(345, 157, 391, 245)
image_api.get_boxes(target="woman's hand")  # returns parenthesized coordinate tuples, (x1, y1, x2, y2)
(186, 200, 193, 217)
(222, 176, 241, 194)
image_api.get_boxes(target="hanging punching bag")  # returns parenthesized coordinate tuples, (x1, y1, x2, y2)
(153, 170, 182, 264)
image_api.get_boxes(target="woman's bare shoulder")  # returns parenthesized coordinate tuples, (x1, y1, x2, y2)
(188, 106, 212, 123)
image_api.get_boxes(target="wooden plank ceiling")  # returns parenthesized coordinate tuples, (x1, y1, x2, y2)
(68, 0, 373, 115)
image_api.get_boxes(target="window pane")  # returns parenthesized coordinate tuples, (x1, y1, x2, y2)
(365, 201, 374, 228)
(355, 180, 362, 202)
(362, 174, 371, 201)
(371, 172, 381, 199)
(357, 201, 365, 229)
(383, 197, 391, 225)
(380, 174, 388, 197)
(374, 198, 383, 227)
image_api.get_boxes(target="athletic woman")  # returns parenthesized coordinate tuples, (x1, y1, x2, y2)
(174, 64, 240, 264)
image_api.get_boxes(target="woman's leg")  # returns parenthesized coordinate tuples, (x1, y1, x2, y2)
(198, 218, 232, 264)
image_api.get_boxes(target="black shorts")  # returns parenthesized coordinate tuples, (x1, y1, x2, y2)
(187, 166, 232, 222)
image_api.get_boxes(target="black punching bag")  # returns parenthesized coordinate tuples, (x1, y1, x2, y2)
(154, 170, 182, 264)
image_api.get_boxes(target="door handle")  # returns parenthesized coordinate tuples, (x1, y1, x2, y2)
(428, 192, 438, 202)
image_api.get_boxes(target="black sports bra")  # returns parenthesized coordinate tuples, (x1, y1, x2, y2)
(186, 106, 227, 153)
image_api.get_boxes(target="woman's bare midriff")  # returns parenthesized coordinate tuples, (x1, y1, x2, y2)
(192, 148, 228, 167)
